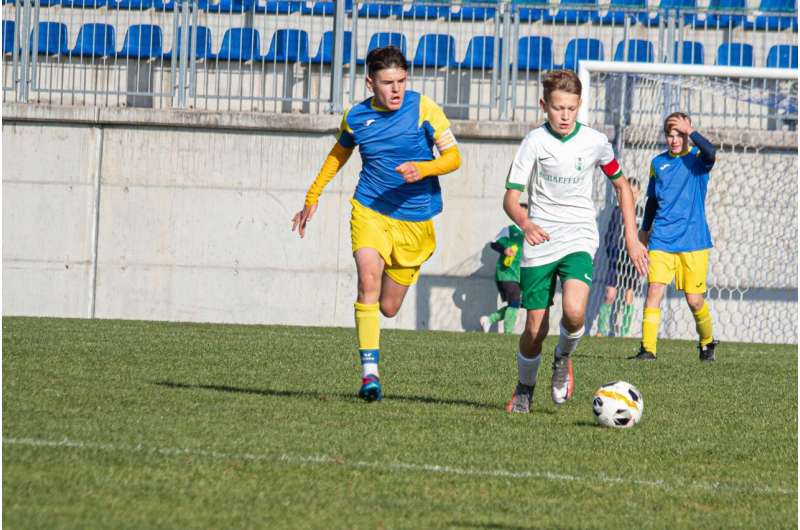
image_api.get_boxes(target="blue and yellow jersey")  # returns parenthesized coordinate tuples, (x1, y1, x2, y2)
(646, 146, 713, 253)
(336, 91, 451, 222)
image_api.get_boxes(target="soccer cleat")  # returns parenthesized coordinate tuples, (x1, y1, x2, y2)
(699, 340, 719, 362)
(506, 382, 534, 413)
(358, 375, 382, 402)
(479, 316, 491, 333)
(550, 355, 574, 405)
(628, 345, 657, 361)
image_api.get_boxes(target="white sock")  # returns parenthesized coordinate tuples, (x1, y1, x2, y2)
(517, 351, 541, 387)
(556, 322, 584, 358)
(362, 364, 379, 378)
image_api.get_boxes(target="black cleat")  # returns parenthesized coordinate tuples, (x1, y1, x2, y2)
(628, 344, 657, 361)
(699, 340, 719, 362)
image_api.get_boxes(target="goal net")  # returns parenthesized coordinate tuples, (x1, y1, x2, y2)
(579, 62, 798, 345)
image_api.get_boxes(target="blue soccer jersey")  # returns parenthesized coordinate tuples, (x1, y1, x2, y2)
(336, 91, 451, 222)
(646, 146, 713, 252)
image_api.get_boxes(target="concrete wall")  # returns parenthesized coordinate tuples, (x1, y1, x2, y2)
(2, 103, 797, 343)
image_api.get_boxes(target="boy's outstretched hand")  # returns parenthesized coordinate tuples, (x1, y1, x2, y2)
(627, 237, 649, 277)
(291, 203, 318, 239)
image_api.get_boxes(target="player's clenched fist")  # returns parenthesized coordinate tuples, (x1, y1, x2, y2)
(521, 219, 550, 245)
(396, 162, 422, 183)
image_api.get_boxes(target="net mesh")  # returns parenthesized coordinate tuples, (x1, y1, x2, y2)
(587, 70, 798, 345)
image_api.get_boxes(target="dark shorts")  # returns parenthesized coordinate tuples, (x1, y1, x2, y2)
(496, 280, 521, 306)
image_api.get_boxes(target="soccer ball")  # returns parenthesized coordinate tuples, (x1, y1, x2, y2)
(592, 381, 644, 429)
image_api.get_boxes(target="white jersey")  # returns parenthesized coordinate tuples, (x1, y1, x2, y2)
(506, 123, 623, 267)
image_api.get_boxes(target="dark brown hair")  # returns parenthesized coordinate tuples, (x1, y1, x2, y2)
(664, 112, 691, 134)
(542, 70, 582, 102)
(366, 46, 408, 79)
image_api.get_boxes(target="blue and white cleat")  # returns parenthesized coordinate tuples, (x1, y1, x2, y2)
(358, 375, 382, 402)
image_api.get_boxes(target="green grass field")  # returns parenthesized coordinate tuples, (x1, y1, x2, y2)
(3, 316, 797, 529)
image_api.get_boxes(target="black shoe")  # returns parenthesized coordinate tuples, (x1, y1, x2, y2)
(628, 344, 657, 361)
(699, 340, 719, 362)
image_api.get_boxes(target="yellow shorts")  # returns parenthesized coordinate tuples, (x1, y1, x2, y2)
(350, 198, 436, 286)
(647, 249, 709, 294)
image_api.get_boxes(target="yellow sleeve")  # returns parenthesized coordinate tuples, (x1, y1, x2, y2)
(304, 142, 354, 207)
(412, 145, 461, 178)
(418, 95, 451, 140)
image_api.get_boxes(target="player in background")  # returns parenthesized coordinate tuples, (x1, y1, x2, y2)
(631, 112, 718, 361)
(480, 210, 527, 335)
(291, 46, 461, 401)
(595, 178, 645, 338)
(503, 70, 648, 414)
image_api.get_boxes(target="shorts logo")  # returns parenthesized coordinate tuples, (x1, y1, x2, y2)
(575, 157, 584, 171)
(584, 273, 592, 281)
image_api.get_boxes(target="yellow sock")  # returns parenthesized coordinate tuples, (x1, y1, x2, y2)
(692, 301, 714, 347)
(642, 307, 661, 354)
(355, 302, 380, 377)
(355, 302, 380, 350)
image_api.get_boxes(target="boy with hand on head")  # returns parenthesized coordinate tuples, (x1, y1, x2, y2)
(503, 69, 648, 414)
(291, 46, 461, 402)
(631, 112, 718, 362)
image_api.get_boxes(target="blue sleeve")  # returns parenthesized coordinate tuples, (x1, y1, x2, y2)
(690, 131, 715, 170)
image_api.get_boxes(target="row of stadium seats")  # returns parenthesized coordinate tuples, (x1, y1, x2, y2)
(4, 0, 797, 29)
(6, 20, 798, 68)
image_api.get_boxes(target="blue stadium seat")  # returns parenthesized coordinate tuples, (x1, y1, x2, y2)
(60, 0, 106, 7)
(255, 0, 302, 12)
(673, 40, 704, 64)
(357, 0, 403, 17)
(455, 0, 499, 20)
(162, 26, 213, 60)
(458, 35, 500, 69)
(356, 32, 408, 64)
(309, 30, 352, 64)
(262, 28, 310, 63)
(3, 20, 15, 55)
(108, 0, 154, 9)
(29, 21, 69, 55)
(403, 1, 452, 19)
(203, 0, 255, 12)
(513, 0, 548, 22)
(766, 44, 798, 68)
(412, 33, 457, 68)
(595, 0, 647, 25)
(750, 0, 796, 30)
(117, 24, 163, 58)
(716, 42, 753, 66)
(695, 0, 748, 28)
(638, 0, 697, 26)
(516, 35, 553, 70)
(301, 0, 352, 16)
(613, 39, 654, 62)
(561, 37, 604, 70)
(542, 0, 599, 24)
(69, 23, 116, 57)
(215, 27, 261, 61)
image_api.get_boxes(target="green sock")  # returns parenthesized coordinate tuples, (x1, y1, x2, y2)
(489, 306, 507, 324)
(503, 307, 519, 334)
(621, 304, 635, 336)
(598, 303, 612, 335)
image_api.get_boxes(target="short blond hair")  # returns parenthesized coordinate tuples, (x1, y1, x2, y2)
(542, 70, 582, 102)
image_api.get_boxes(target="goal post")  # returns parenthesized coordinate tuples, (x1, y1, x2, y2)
(576, 61, 798, 344)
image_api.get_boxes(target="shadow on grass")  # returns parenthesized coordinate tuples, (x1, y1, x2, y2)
(449, 521, 578, 530)
(153, 380, 501, 410)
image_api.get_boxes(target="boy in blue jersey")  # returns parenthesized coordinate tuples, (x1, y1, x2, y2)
(630, 112, 718, 362)
(291, 47, 461, 401)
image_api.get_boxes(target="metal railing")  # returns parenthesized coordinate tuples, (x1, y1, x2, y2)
(2, 0, 797, 122)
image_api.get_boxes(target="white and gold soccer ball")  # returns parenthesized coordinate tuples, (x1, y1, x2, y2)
(592, 381, 644, 428)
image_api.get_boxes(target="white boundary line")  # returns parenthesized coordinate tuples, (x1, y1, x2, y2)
(4, 436, 795, 497)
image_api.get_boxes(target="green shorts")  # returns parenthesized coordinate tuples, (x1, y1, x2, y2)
(520, 251, 594, 310)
